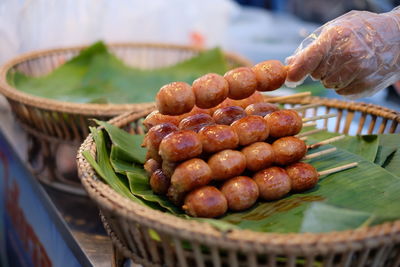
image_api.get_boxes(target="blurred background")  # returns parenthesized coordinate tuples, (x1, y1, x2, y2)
(0, 0, 399, 108)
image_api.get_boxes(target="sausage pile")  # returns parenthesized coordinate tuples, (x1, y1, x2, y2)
(142, 60, 320, 218)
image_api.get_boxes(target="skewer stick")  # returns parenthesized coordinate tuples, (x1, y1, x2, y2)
(303, 147, 337, 160)
(318, 162, 358, 176)
(296, 127, 327, 137)
(266, 91, 311, 102)
(302, 113, 336, 123)
(292, 103, 320, 111)
(302, 122, 317, 128)
(307, 135, 346, 149)
(299, 136, 308, 141)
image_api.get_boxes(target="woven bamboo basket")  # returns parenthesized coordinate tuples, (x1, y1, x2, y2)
(0, 43, 251, 194)
(77, 96, 400, 267)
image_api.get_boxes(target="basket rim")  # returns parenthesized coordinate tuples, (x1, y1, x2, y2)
(0, 42, 251, 116)
(76, 97, 400, 254)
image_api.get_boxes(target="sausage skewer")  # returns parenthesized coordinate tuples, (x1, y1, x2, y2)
(181, 161, 357, 218)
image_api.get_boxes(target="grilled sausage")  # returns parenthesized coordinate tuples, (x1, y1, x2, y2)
(264, 109, 303, 138)
(156, 81, 195, 115)
(178, 113, 215, 133)
(253, 167, 291, 200)
(272, 136, 307, 165)
(286, 162, 319, 192)
(198, 125, 239, 154)
(192, 73, 229, 109)
(221, 176, 259, 211)
(231, 115, 269, 146)
(183, 186, 227, 218)
(224, 67, 257, 100)
(159, 130, 202, 162)
(170, 158, 212, 194)
(150, 169, 170, 195)
(244, 102, 279, 117)
(208, 149, 246, 181)
(241, 142, 275, 172)
(252, 60, 287, 91)
(143, 111, 180, 130)
(212, 106, 246, 125)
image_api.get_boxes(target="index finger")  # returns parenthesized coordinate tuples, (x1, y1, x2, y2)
(286, 31, 331, 83)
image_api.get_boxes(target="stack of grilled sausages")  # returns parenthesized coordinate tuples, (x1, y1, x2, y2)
(142, 60, 319, 218)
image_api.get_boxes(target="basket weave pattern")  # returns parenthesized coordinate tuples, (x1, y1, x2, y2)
(77, 96, 400, 267)
(0, 43, 250, 194)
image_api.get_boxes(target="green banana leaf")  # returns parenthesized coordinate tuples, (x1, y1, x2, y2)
(11, 41, 229, 104)
(374, 134, 400, 176)
(83, 127, 145, 205)
(126, 172, 182, 214)
(85, 122, 400, 233)
(300, 202, 373, 233)
(96, 119, 146, 164)
(307, 131, 379, 162)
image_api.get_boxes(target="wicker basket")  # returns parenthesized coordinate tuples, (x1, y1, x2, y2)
(77, 96, 400, 267)
(0, 43, 251, 194)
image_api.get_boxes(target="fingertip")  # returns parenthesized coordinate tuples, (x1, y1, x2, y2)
(285, 75, 307, 88)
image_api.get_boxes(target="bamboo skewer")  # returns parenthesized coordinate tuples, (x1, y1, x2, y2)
(292, 103, 320, 111)
(318, 162, 358, 176)
(303, 147, 337, 160)
(302, 122, 317, 128)
(296, 127, 327, 137)
(303, 113, 336, 123)
(307, 135, 345, 149)
(266, 91, 311, 102)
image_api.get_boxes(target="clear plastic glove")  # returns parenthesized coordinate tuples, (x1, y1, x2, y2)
(285, 8, 400, 98)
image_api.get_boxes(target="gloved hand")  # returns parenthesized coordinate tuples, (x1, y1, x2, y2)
(285, 9, 400, 98)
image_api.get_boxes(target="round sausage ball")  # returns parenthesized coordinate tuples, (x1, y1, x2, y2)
(224, 67, 257, 100)
(208, 149, 246, 181)
(143, 111, 180, 130)
(231, 115, 269, 146)
(198, 125, 239, 154)
(143, 123, 178, 160)
(144, 158, 161, 176)
(264, 109, 303, 138)
(156, 82, 195, 115)
(241, 142, 275, 172)
(235, 91, 265, 109)
(221, 176, 259, 211)
(192, 73, 229, 109)
(180, 106, 213, 118)
(253, 167, 291, 201)
(183, 186, 228, 218)
(150, 169, 170, 195)
(170, 158, 212, 193)
(252, 60, 287, 91)
(272, 136, 307, 165)
(212, 106, 247, 125)
(178, 113, 215, 133)
(244, 102, 279, 117)
(159, 130, 202, 162)
(286, 162, 319, 192)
